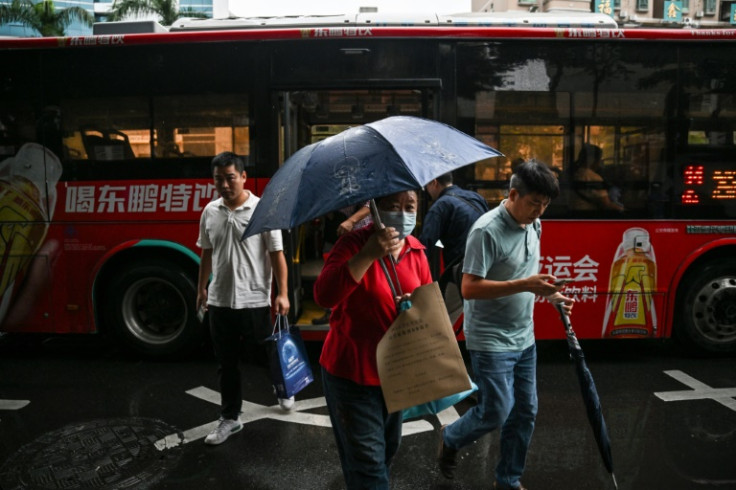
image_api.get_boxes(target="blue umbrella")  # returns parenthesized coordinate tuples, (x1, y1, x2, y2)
(556, 304, 618, 490)
(242, 116, 502, 238)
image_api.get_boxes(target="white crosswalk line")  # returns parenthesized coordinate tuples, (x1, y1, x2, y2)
(0, 399, 30, 410)
(154, 386, 459, 449)
(654, 370, 736, 412)
(0, 399, 30, 422)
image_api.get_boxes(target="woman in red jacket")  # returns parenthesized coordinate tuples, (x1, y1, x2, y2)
(314, 190, 432, 489)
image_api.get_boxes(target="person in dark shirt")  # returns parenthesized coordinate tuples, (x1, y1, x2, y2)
(419, 172, 489, 268)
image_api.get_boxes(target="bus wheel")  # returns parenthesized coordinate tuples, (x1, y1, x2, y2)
(104, 261, 204, 357)
(679, 258, 736, 354)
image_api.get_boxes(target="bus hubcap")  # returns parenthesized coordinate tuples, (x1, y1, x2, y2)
(122, 278, 186, 345)
(692, 275, 736, 345)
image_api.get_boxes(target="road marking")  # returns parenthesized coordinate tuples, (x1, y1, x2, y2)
(0, 399, 30, 410)
(155, 386, 459, 450)
(654, 370, 736, 412)
(0, 399, 30, 423)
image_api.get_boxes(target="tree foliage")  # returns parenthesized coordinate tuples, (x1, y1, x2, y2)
(108, 0, 207, 26)
(0, 0, 94, 37)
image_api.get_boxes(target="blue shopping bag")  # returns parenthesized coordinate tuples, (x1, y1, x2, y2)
(402, 379, 478, 420)
(266, 315, 314, 399)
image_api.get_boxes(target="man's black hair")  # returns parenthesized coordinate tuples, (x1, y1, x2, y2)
(510, 160, 559, 200)
(211, 151, 246, 173)
(436, 172, 453, 186)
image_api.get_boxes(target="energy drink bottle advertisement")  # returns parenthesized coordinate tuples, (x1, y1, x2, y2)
(0, 143, 62, 325)
(602, 227, 658, 338)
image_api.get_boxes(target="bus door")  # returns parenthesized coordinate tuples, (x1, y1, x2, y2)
(276, 88, 439, 333)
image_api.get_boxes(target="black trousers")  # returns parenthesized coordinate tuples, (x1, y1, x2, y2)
(208, 305, 273, 420)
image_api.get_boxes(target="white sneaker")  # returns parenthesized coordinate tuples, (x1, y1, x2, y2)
(204, 417, 242, 445)
(278, 396, 295, 411)
(273, 386, 295, 411)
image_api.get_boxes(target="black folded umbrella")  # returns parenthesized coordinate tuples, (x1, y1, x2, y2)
(556, 304, 618, 490)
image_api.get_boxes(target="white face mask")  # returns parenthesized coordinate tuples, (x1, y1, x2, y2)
(378, 210, 417, 239)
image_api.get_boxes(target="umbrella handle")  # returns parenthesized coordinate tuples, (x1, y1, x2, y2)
(369, 199, 383, 229)
(555, 302, 582, 351)
(369, 199, 404, 297)
(554, 302, 573, 330)
(378, 257, 399, 298)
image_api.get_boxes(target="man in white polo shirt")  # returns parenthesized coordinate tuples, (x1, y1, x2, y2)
(196, 151, 290, 446)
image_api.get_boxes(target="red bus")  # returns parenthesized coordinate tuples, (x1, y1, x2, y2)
(1, 13, 734, 356)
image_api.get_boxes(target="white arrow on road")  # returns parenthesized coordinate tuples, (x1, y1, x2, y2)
(654, 370, 736, 412)
(155, 386, 459, 450)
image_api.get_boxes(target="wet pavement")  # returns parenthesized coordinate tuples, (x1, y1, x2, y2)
(0, 334, 735, 489)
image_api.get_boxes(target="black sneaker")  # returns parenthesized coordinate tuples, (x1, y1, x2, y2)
(437, 425, 458, 479)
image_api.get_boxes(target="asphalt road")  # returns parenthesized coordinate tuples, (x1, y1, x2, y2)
(0, 333, 734, 490)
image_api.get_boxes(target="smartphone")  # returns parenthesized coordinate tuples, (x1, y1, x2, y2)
(554, 278, 574, 286)
(197, 304, 206, 323)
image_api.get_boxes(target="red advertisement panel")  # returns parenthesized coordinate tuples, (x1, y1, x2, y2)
(533, 221, 734, 340)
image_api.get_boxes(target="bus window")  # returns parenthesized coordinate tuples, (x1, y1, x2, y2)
(460, 86, 569, 209)
(153, 94, 250, 160)
(1, 100, 35, 159)
(473, 122, 565, 209)
(570, 125, 665, 217)
(0, 51, 42, 157)
(682, 44, 735, 149)
(685, 94, 735, 147)
(62, 97, 149, 161)
(61, 94, 251, 163)
(457, 41, 675, 218)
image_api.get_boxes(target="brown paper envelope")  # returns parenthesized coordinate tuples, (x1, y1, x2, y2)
(376, 281, 471, 413)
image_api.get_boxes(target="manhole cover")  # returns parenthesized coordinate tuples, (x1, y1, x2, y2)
(0, 417, 183, 489)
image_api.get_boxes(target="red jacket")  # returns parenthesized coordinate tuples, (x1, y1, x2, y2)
(315, 227, 432, 385)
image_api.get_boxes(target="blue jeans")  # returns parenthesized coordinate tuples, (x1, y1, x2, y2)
(322, 368, 402, 490)
(443, 344, 538, 488)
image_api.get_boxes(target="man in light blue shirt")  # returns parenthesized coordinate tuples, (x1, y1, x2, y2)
(437, 160, 574, 490)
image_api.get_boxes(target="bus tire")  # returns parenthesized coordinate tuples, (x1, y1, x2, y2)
(677, 258, 736, 354)
(103, 260, 204, 358)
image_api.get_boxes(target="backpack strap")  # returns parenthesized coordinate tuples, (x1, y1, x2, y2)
(446, 190, 487, 214)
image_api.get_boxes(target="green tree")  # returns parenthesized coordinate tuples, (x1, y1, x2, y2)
(108, 0, 207, 26)
(0, 0, 93, 37)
